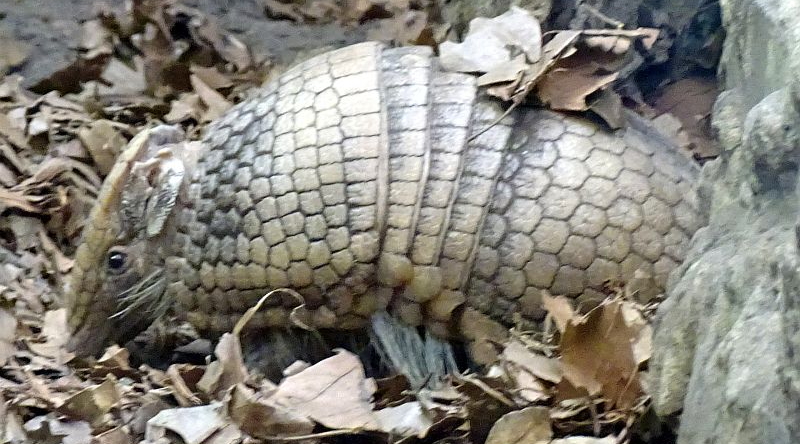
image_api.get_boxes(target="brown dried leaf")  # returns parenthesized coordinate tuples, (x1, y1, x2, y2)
(96, 58, 148, 96)
(57, 376, 120, 424)
(227, 383, 313, 439)
(97, 345, 132, 370)
(24, 417, 92, 444)
(485, 406, 552, 444)
(26, 309, 71, 362)
(0, 163, 16, 187)
(509, 367, 550, 403)
(541, 292, 575, 334)
(1, 402, 27, 443)
(558, 301, 644, 409)
(0, 308, 17, 366)
(506, 30, 580, 106)
(0, 110, 29, 149)
(374, 401, 434, 437)
(478, 53, 527, 88)
(262, 0, 306, 22)
(620, 302, 652, 365)
(92, 426, 133, 444)
(537, 62, 618, 112)
(589, 88, 624, 129)
(190, 74, 233, 122)
(652, 77, 720, 158)
(197, 333, 248, 399)
(440, 7, 542, 73)
(165, 93, 202, 124)
(145, 403, 231, 444)
(459, 308, 509, 365)
(551, 437, 617, 444)
(0, 137, 28, 176)
(77, 120, 127, 175)
(273, 349, 379, 430)
(190, 65, 234, 90)
(0, 189, 38, 213)
(38, 230, 73, 274)
(166, 364, 204, 407)
(501, 340, 562, 384)
(29, 52, 111, 95)
(80, 19, 114, 59)
(0, 32, 30, 74)
(367, 10, 435, 47)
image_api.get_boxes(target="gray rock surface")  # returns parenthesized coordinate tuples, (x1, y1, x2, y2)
(650, 0, 800, 442)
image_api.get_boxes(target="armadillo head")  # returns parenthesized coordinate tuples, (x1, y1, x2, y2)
(65, 125, 202, 357)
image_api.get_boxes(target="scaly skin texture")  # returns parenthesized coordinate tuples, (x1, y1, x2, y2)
(66, 42, 701, 357)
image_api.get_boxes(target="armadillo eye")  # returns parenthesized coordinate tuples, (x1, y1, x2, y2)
(107, 250, 128, 274)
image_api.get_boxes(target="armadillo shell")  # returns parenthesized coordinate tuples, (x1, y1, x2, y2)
(163, 42, 701, 335)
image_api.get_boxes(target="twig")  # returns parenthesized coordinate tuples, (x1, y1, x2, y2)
(467, 101, 519, 143)
(259, 428, 365, 442)
(580, 3, 625, 29)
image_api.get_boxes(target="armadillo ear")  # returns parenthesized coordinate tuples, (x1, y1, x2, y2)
(144, 154, 185, 238)
(118, 125, 189, 239)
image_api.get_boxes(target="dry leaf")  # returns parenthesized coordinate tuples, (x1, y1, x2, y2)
(485, 406, 552, 444)
(441, 7, 542, 73)
(92, 427, 133, 444)
(78, 120, 127, 175)
(97, 345, 132, 370)
(26, 309, 72, 362)
(165, 93, 202, 124)
(652, 77, 720, 158)
(551, 437, 617, 444)
(440, 34, 509, 73)
(0, 308, 17, 366)
(1, 403, 27, 443)
(0, 32, 30, 74)
(145, 403, 230, 444)
(374, 401, 434, 437)
(619, 302, 652, 365)
(537, 63, 618, 112)
(541, 292, 576, 334)
(227, 383, 313, 439)
(0, 189, 38, 213)
(190, 65, 234, 90)
(459, 308, 509, 365)
(0, 110, 29, 149)
(96, 58, 147, 96)
(166, 365, 204, 407)
(197, 333, 248, 399)
(589, 88, 624, 129)
(478, 54, 527, 87)
(262, 0, 306, 22)
(558, 301, 644, 409)
(58, 376, 120, 424)
(0, 163, 16, 187)
(502, 340, 562, 384)
(24, 417, 92, 444)
(190, 74, 233, 122)
(273, 349, 379, 430)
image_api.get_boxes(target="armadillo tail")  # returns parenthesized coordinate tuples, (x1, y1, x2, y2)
(370, 311, 459, 388)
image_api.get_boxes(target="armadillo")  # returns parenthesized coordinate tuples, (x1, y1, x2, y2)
(65, 42, 701, 367)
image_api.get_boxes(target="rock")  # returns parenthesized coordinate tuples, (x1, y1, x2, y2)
(649, 0, 800, 441)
